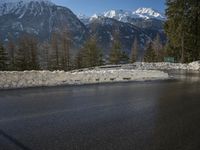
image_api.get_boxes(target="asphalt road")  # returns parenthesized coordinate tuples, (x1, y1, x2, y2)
(0, 79, 200, 150)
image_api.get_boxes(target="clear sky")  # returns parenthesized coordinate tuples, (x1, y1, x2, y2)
(52, 0, 166, 16)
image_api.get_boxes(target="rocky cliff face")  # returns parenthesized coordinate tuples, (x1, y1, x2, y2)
(0, 0, 88, 48)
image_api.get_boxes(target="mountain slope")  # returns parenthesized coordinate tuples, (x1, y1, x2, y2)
(79, 8, 166, 45)
(0, 0, 88, 48)
(88, 17, 150, 55)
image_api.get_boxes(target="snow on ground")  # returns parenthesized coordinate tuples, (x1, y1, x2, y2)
(0, 69, 168, 89)
(119, 61, 200, 71)
(0, 61, 199, 89)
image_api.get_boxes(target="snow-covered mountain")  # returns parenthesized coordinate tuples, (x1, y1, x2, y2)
(0, 0, 87, 47)
(133, 8, 165, 20)
(0, 1, 166, 55)
(77, 13, 90, 25)
(80, 7, 166, 23)
(102, 9, 133, 22)
(105, 7, 165, 21)
(0, 0, 53, 16)
(77, 7, 166, 45)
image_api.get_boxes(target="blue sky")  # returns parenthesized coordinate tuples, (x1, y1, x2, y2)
(52, 0, 166, 16)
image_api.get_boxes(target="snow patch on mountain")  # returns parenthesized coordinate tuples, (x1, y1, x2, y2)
(103, 9, 135, 22)
(77, 13, 88, 20)
(85, 7, 166, 24)
(0, 0, 54, 16)
(133, 8, 165, 20)
(90, 14, 99, 21)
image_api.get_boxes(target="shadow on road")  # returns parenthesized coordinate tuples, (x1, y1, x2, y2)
(0, 129, 31, 150)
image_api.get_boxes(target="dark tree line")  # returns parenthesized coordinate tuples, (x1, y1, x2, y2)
(0, 35, 40, 71)
(0, 32, 165, 71)
(15, 35, 39, 70)
(0, 42, 8, 71)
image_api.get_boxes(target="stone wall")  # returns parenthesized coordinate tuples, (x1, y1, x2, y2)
(0, 69, 168, 89)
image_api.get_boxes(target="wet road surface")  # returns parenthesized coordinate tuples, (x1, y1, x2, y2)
(0, 73, 200, 150)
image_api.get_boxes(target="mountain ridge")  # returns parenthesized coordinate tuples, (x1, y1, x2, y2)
(78, 7, 166, 24)
(0, 0, 88, 49)
(0, 0, 54, 16)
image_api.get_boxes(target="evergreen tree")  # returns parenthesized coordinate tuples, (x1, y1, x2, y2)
(186, 0, 200, 61)
(15, 47, 27, 71)
(144, 42, 156, 62)
(165, 0, 200, 62)
(74, 50, 84, 69)
(61, 30, 71, 71)
(7, 35, 15, 69)
(109, 25, 123, 64)
(130, 37, 139, 63)
(120, 51, 129, 63)
(81, 37, 103, 68)
(109, 41, 122, 64)
(152, 34, 163, 62)
(40, 41, 50, 70)
(0, 43, 8, 71)
(14, 36, 28, 70)
(29, 37, 39, 70)
(50, 32, 60, 70)
(165, 0, 185, 62)
(15, 35, 39, 70)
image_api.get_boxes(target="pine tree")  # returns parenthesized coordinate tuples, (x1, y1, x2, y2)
(15, 47, 27, 71)
(120, 51, 129, 64)
(186, 0, 200, 61)
(109, 25, 123, 64)
(0, 43, 8, 71)
(130, 37, 139, 63)
(165, 0, 200, 62)
(7, 35, 15, 69)
(165, 0, 185, 62)
(109, 43, 121, 64)
(61, 30, 71, 71)
(29, 37, 39, 70)
(152, 34, 163, 62)
(15, 35, 39, 70)
(144, 42, 156, 62)
(74, 50, 84, 69)
(14, 36, 28, 70)
(40, 41, 50, 70)
(50, 32, 60, 70)
(81, 37, 103, 68)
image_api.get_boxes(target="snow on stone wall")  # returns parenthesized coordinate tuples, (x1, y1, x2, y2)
(1, 61, 199, 89)
(120, 61, 200, 71)
(0, 69, 168, 89)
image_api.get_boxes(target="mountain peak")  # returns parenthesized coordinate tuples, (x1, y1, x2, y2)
(133, 7, 165, 20)
(89, 7, 166, 23)
(135, 7, 155, 13)
(102, 9, 132, 22)
(77, 13, 89, 19)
